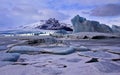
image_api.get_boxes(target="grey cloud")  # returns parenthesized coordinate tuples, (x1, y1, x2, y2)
(82, 11, 90, 14)
(0, 0, 70, 27)
(90, 4, 120, 17)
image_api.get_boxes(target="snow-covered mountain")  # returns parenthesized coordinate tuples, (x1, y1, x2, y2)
(18, 20, 46, 29)
(17, 18, 73, 31)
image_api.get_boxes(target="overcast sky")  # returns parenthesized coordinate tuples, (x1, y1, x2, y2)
(0, 0, 120, 29)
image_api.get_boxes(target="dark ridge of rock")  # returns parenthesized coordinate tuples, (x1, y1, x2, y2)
(71, 15, 114, 33)
(83, 36, 89, 39)
(12, 62, 29, 65)
(112, 58, 120, 61)
(85, 58, 99, 63)
(36, 18, 73, 31)
(91, 36, 108, 39)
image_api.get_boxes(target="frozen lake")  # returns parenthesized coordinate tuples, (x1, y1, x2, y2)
(0, 35, 120, 75)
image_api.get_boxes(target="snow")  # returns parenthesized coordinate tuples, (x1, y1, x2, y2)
(0, 53, 119, 75)
(78, 51, 120, 59)
(18, 20, 46, 29)
(0, 32, 120, 75)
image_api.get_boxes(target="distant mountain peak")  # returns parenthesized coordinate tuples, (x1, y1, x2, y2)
(18, 18, 73, 31)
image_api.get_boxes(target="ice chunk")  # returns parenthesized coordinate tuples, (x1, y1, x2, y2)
(0, 53, 20, 62)
(8, 46, 42, 54)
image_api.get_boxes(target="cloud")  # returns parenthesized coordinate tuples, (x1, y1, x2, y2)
(49, 0, 120, 10)
(38, 9, 69, 20)
(90, 4, 120, 17)
(0, 0, 69, 27)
